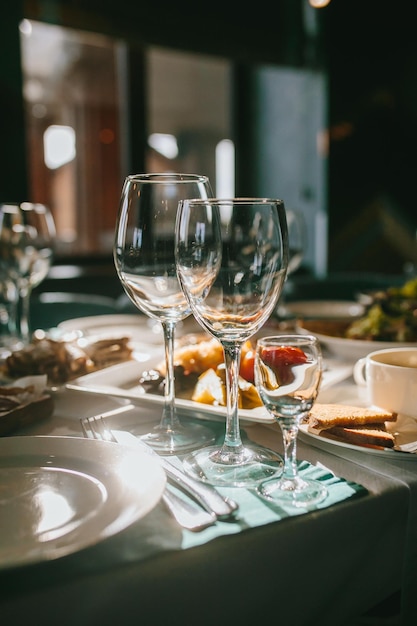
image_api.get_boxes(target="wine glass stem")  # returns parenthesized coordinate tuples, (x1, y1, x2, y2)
(18, 284, 31, 343)
(222, 343, 244, 452)
(281, 424, 299, 480)
(160, 320, 181, 430)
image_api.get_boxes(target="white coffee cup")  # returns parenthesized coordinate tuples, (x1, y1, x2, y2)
(353, 347, 417, 418)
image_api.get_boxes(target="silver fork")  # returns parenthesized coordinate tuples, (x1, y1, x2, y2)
(80, 417, 217, 532)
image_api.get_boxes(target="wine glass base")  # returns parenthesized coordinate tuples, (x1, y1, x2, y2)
(256, 476, 328, 508)
(140, 422, 216, 456)
(182, 444, 283, 487)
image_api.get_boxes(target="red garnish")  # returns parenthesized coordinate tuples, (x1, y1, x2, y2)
(239, 349, 255, 383)
(260, 345, 307, 385)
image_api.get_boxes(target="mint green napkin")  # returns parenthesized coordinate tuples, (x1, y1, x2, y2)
(180, 459, 367, 549)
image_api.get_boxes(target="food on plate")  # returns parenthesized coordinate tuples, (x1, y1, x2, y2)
(0, 377, 54, 436)
(298, 277, 417, 342)
(192, 365, 262, 409)
(142, 334, 261, 408)
(79, 336, 133, 368)
(348, 275, 417, 342)
(2, 334, 133, 384)
(159, 335, 225, 375)
(307, 403, 397, 449)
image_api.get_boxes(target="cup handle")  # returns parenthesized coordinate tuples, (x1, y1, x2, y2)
(353, 358, 367, 386)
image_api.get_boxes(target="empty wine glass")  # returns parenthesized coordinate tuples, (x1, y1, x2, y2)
(276, 209, 306, 318)
(175, 198, 289, 487)
(114, 173, 216, 455)
(286, 209, 306, 276)
(254, 334, 327, 506)
(0, 202, 55, 346)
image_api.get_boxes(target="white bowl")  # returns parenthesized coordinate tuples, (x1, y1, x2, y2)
(281, 300, 365, 320)
(297, 319, 417, 362)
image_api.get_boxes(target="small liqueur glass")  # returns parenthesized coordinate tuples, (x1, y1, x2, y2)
(254, 334, 328, 507)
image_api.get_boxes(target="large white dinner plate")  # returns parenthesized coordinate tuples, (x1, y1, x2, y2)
(297, 319, 417, 362)
(0, 436, 166, 570)
(66, 358, 354, 425)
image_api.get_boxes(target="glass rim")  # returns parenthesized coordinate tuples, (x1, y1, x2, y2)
(256, 334, 319, 345)
(125, 173, 210, 184)
(178, 197, 285, 205)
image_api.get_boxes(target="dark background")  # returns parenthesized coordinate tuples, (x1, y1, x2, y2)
(2, 0, 417, 275)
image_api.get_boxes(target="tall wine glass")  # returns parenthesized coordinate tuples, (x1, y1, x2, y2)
(114, 173, 216, 455)
(175, 198, 289, 487)
(286, 209, 306, 275)
(276, 209, 306, 318)
(0, 202, 55, 346)
(254, 334, 327, 506)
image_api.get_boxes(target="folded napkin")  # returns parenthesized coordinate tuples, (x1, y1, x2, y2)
(180, 458, 366, 549)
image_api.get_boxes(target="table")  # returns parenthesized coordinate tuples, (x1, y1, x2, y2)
(0, 377, 412, 626)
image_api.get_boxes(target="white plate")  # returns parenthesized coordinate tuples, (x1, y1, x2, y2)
(0, 436, 166, 570)
(298, 382, 417, 461)
(66, 358, 354, 425)
(298, 319, 417, 362)
(281, 300, 365, 320)
(299, 420, 417, 461)
(58, 314, 166, 346)
(58, 314, 201, 347)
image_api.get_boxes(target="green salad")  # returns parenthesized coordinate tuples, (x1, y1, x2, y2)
(346, 277, 417, 342)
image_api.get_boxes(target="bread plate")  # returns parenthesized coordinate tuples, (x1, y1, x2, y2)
(66, 357, 353, 426)
(299, 415, 417, 461)
(297, 319, 417, 361)
(298, 382, 417, 461)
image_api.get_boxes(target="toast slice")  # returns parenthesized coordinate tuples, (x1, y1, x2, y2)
(307, 403, 397, 450)
(308, 403, 397, 429)
(320, 424, 395, 449)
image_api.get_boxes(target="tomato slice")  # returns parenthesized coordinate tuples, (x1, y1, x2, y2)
(239, 350, 255, 383)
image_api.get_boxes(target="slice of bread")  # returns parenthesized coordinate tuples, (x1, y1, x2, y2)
(307, 403, 397, 450)
(321, 424, 395, 449)
(308, 403, 397, 429)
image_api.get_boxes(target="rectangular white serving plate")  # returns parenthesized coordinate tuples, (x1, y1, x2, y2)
(66, 358, 353, 425)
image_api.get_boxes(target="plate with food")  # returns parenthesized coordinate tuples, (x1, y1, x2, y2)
(297, 276, 417, 361)
(297, 318, 417, 361)
(66, 333, 354, 425)
(1, 331, 139, 388)
(298, 385, 417, 460)
(0, 375, 54, 436)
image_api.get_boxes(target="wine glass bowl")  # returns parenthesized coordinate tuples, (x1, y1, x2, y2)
(0, 202, 55, 346)
(254, 334, 327, 507)
(175, 198, 289, 487)
(113, 173, 216, 455)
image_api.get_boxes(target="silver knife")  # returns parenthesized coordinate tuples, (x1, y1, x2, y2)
(109, 427, 239, 520)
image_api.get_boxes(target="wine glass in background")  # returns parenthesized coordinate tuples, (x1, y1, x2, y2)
(254, 334, 327, 507)
(0, 203, 55, 348)
(175, 198, 289, 487)
(286, 209, 306, 275)
(276, 209, 306, 318)
(114, 173, 216, 455)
